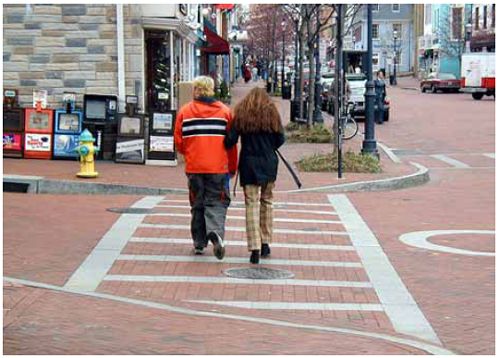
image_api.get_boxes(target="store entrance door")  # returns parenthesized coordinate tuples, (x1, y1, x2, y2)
(145, 30, 172, 113)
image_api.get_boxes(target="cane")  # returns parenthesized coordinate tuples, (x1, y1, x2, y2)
(276, 149, 302, 189)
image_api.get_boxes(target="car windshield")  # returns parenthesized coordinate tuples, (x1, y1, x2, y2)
(439, 73, 456, 80)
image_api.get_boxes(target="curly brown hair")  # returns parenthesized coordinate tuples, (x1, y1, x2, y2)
(232, 87, 283, 133)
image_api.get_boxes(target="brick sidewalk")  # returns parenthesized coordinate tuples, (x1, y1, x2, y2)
(4, 80, 416, 192)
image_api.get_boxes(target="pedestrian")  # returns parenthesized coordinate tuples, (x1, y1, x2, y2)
(374, 70, 387, 124)
(252, 66, 258, 82)
(174, 76, 238, 259)
(243, 65, 252, 83)
(224, 88, 285, 264)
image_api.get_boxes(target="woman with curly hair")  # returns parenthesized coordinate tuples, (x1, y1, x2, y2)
(224, 87, 285, 264)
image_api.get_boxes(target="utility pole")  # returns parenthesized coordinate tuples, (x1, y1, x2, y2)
(361, 4, 378, 157)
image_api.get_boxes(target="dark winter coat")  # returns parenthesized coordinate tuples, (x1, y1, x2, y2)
(224, 127, 285, 186)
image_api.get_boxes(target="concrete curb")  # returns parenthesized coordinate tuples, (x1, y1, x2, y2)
(4, 162, 429, 195)
(283, 162, 429, 193)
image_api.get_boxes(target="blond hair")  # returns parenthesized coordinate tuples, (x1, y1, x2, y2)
(193, 76, 215, 97)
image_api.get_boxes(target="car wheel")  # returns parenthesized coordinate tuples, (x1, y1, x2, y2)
(472, 92, 484, 100)
(431, 85, 437, 93)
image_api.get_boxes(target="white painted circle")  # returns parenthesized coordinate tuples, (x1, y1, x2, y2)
(399, 230, 495, 256)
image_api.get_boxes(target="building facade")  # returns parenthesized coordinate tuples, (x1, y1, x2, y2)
(470, 3, 495, 52)
(3, 4, 239, 112)
(348, 4, 415, 74)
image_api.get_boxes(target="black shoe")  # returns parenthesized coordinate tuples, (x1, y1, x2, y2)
(193, 246, 204, 255)
(261, 243, 271, 258)
(250, 250, 260, 264)
(207, 231, 225, 260)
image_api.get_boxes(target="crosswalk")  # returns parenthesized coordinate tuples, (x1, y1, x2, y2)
(391, 151, 495, 169)
(64, 194, 441, 345)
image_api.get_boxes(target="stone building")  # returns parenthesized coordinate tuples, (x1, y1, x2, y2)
(3, 4, 236, 113)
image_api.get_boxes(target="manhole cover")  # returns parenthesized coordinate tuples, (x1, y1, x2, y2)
(224, 267, 294, 280)
(107, 207, 152, 214)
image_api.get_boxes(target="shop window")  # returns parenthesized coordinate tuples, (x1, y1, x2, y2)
(145, 30, 172, 112)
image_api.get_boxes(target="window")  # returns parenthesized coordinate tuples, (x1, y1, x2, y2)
(372, 4, 379, 12)
(425, 4, 432, 25)
(372, 24, 379, 39)
(452, 7, 463, 40)
(392, 4, 400, 12)
(493, 4, 495, 28)
(483, 5, 488, 28)
(392, 23, 402, 36)
(475, 7, 479, 30)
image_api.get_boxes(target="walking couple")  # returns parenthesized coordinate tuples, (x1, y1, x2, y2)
(174, 76, 285, 264)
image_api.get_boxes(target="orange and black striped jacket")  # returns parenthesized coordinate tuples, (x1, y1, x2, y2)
(174, 97, 238, 174)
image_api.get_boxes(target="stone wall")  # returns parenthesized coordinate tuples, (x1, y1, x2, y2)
(123, 5, 145, 109)
(3, 4, 119, 108)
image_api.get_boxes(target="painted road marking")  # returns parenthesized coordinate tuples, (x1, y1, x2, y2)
(118, 254, 363, 268)
(129, 237, 356, 251)
(483, 153, 495, 159)
(104, 275, 373, 288)
(155, 205, 338, 216)
(138, 223, 349, 236)
(399, 230, 495, 257)
(430, 154, 471, 168)
(3, 277, 455, 355)
(377, 142, 401, 163)
(148, 212, 342, 224)
(187, 300, 384, 311)
(160, 199, 333, 207)
(64, 196, 165, 292)
(329, 194, 441, 344)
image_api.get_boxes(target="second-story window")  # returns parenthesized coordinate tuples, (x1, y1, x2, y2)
(392, 4, 400, 12)
(372, 4, 379, 12)
(483, 5, 488, 29)
(475, 7, 479, 30)
(372, 24, 379, 39)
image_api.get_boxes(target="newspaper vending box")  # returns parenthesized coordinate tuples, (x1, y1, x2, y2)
(115, 95, 146, 164)
(146, 110, 177, 166)
(53, 93, 83, 160)
(24, 90, 54, 160)
(3, 89, 25, 158)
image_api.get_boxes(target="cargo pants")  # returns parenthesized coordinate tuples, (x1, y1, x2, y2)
(187, 173, 231, 248)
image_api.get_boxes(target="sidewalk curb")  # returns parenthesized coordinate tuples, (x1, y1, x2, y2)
(4, 162, 429, 195)
(284, 162, 429, 193)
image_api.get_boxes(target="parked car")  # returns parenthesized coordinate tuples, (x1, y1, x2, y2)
(420, 72, 461, 93)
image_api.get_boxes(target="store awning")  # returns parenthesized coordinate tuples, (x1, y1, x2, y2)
(214, 4, 234, 10)
(201, 24, 230, 55)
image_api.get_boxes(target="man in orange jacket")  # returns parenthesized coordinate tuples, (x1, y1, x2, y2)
(174, 76, 238, 259)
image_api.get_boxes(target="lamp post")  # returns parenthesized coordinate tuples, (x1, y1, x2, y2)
(392, 30, 398, 86)
(361, 4, 378, 157)
(313, 16, 323, 123)
(465, 22, 472, 53)
(281, 19, 286, 94)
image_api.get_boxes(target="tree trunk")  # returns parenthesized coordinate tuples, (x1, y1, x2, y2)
(307, 49, 315, 128)
(298, 24, 305, 120)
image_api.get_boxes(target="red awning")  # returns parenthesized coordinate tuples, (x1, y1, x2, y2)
(214, 4, 234, 10)
(201, 25, 230, 55)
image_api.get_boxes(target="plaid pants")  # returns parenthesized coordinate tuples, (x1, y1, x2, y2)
(243, 182, 275, 251)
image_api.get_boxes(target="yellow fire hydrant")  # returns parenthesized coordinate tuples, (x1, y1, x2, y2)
(76, 129, 99, 178)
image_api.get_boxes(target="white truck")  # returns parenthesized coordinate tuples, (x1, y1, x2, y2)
(460, 52, 495, 100)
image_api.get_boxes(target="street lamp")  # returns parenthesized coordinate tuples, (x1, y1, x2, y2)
(361, 4, 378, 157)
(313, 17, 323, 123)
(392, 30, 398, 86)
(281, 19, 286, 95)
(465, 22, 472, 53)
